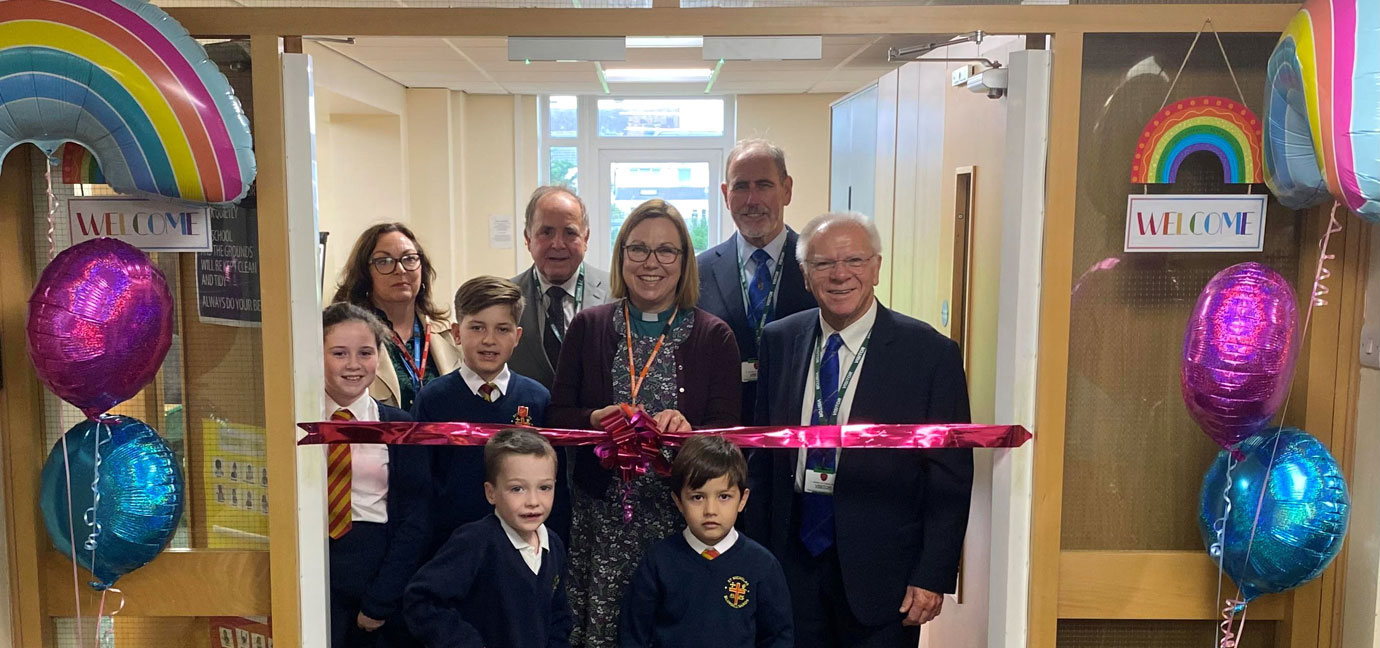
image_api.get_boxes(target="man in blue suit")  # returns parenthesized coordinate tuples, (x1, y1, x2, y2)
(696, 139, 817, 424)
(745, 211, 973, 647)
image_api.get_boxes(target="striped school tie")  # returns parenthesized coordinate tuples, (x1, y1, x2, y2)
(701, 548, 720, 560)
(326, 408, 354, 540)
(479, 383, 497, 402)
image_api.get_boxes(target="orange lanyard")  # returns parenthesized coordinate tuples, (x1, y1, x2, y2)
(623, 303, 679, 405)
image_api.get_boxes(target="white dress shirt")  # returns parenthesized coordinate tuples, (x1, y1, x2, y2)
(459, 361, 512, 400)
(736, 228, 790, 314)
(682, 526, 740, 556)
(537, 268, 582, 334)
(499, 515, 550, 575)
(324, 391, 389, 524)
(795, 299, 879, 491)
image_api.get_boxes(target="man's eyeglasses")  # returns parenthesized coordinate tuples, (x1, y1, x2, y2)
(370, 253, 422, 275)
(623, 244, 683, 264)
(804, 255, 877, 274)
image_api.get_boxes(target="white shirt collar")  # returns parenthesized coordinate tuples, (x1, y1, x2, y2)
(817, 298, 879, 354)
(682, 526, 740, 556)
(458, 362, 512, 398)
(535, 266, 581, 297)
(498, 515, 550, 553)
(324, 390, 378, 422)
(735, 227, 789, 267)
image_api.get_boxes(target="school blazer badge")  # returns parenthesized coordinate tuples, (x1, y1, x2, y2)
(512, 405, 532, 426)
(723, 576, 750, 609)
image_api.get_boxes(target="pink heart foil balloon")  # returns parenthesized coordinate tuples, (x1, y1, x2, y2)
(27, 238, 174, 419)
(1181, 262, 1299, 449)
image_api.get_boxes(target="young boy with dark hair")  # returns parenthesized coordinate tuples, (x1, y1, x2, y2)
(404, 428, 573, 648)
(618, 435, 793, 648)
(412, 276, 556, 547)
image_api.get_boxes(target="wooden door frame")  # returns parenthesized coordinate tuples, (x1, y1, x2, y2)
(3, 6, 1326, 648)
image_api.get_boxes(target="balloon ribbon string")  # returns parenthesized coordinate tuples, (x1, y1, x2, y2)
(61, 434, 84, 647)
(45, 156, 57, 261)
(1218, 599, 1248, 648)
(1211, 454, 1236, 648)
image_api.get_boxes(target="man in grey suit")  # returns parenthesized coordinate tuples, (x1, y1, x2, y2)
(509, 185, 612, 389)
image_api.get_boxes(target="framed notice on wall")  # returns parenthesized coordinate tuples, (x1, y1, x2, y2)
(197, 206, 262, 327)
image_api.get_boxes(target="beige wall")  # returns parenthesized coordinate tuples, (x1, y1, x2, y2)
(735, 93, 842, 231)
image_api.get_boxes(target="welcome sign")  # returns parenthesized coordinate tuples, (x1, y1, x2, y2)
(1124, 194, 1268, 253)
(68, 197, 212, 252)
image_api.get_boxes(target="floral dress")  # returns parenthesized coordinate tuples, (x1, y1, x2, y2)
(566, 302, 693, 648)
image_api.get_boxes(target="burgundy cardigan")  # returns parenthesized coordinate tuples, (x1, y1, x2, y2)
(548, 302, 742, 431)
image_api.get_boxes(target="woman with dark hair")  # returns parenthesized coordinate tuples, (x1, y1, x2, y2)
(548, 199, 740, 647)
(333, 223, 461, 411)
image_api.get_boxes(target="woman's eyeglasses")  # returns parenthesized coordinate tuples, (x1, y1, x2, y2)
(623, 244, 683, 264)
(370, 253, 422, 275)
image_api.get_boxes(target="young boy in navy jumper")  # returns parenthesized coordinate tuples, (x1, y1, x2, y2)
(619, 435, 793, 648)
(405, 429, 574, 648)
(412, 276, 554, 547)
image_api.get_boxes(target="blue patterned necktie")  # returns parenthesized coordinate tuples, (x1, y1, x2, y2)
(746, 249, 773, 330)
(800, 333, 843, 556)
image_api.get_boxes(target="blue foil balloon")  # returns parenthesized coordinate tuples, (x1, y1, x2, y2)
(1198, 427, 1349, 602)
(39, 416, 184, 590)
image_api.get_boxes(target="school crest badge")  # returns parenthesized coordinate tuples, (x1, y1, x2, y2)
(512, 405, 532, 426)
(723, 576, 750, 609)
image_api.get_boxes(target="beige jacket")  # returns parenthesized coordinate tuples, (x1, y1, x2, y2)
(369, 316, 462, 409)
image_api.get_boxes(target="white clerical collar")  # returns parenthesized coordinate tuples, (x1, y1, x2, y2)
(536, 268, 581, 297)
(459, 362, 512, 398)
(682, 526, 739, 555)
(324, 390, 377, 422)
(817, 298, 879, 355)
(736, 227, 789, 267)
(499, 515, 550, 553)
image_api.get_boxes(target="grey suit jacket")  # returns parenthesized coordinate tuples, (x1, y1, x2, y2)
(508, 264, 612, 388)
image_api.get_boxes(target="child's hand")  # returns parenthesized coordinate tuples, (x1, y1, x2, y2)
(356, 613, 385, 632)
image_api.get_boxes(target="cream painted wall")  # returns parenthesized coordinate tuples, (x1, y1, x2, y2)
(460, 95, 525, 283)
(735, 93, 842, 231)
(1343, 223, 1378, 648)
(317, 113, 406, 298)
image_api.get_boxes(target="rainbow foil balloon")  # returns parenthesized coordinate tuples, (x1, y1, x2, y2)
(1263, 0, 1379, 222)
(0, 0, 256, 204)
(60, 141, 105, 184)
(1131, 96, 1263, 185)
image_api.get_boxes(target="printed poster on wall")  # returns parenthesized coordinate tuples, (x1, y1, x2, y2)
(197, 206, 262, 327)
(202, 417, 269, 549)
(1124, 194, 1268, 253)
(67, 197, 213, 252)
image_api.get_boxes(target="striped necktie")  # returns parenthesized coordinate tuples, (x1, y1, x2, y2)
(701, 548, 720, 560)
(326, 408, 354, 540)
(479, 383, 497, 402)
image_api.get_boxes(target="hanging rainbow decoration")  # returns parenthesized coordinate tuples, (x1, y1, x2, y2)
(1262, 0, 1379, 222)
(1130, 96, 1264, 185)
(60, 142, 106, 185)
(0, 0, 255, 204)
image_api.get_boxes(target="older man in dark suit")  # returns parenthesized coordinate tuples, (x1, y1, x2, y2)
(509, 185, 611, 544)
(697, 139, 816, 424)
(509, 185, 612, 388)
(746, 211, 973, 648)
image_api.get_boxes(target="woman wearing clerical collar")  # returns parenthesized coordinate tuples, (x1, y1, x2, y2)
(548, 199, 741, 648)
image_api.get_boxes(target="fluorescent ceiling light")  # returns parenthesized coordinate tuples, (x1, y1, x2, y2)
(507, 37, 625, 62)
(602, 68, 712, 83)
(626, 36, 704, 49)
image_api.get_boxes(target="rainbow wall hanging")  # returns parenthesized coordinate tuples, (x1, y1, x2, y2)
(0, 0, 255, 204)
(60, 142, 105, 184)
(1262, 0, 1378, 222)
(1131, 96, 1264, 185)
